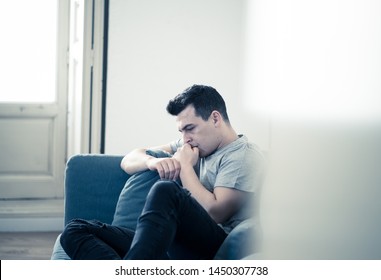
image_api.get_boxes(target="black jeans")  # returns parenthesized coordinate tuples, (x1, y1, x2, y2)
(60, 180, 227, 259)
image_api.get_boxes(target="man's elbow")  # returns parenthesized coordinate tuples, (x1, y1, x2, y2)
(120, 158, 127, 172)
(120, 157, 133, 175)
(207, 206, 229, 224)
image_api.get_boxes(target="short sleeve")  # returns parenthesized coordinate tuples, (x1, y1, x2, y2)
(215, 146, 265, 193)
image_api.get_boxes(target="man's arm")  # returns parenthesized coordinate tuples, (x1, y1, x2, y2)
(173, 144, 246, 224)
(120, 144, 181, 180)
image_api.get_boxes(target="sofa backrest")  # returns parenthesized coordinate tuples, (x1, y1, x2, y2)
(64, 154, 130, 225)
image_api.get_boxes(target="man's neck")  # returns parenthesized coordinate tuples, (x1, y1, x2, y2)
(218, 126, 239, 150)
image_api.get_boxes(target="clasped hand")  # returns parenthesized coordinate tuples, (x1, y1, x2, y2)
(146, 144, 199, 180)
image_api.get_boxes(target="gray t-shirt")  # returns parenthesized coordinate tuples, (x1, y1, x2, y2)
(170, 135, 266, 233)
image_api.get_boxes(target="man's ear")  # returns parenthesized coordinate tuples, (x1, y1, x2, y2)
(211, 110, 222, 126)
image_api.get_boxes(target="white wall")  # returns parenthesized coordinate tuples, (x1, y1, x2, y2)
(105, 0, 269, 155)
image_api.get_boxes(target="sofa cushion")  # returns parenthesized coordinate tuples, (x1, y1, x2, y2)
(111, 150, 170, 229)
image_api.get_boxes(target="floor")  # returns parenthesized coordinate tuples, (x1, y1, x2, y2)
(0, 231, 61, 260)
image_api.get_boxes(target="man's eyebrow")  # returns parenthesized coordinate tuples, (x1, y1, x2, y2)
(179, 124, 194, 132)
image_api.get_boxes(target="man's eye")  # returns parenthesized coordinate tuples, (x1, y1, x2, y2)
(179, 125, 195, 133)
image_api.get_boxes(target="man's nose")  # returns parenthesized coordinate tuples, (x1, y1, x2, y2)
(182, 133, 192, 144)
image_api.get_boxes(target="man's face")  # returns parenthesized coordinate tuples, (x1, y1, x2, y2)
(176, 105, 219, 158)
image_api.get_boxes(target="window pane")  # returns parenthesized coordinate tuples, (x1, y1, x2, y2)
(0, 0, 58, 103)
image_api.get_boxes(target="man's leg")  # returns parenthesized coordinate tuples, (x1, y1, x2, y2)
(60, 219, 134, 260)
(124, 181, 227, 260)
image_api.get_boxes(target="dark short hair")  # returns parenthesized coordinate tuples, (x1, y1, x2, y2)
(166, 85, 230, 122)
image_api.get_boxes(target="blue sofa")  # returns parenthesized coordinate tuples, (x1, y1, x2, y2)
(51, 154, 260, 260)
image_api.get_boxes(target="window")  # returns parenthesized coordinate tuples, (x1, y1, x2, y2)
(0, 0, 58, 103)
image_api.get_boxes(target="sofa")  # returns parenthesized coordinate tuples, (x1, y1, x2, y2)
(51, 153, 261, 260)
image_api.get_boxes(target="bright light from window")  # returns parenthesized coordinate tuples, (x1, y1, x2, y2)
(243, 0, 381, 123)
(0, 0, 58, 103)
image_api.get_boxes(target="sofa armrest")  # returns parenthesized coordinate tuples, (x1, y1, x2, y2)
(64, 154, 130, 225)
(214, 219, 261, 260)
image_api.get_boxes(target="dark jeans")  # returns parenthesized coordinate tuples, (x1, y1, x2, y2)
(60, 180, 227, 260)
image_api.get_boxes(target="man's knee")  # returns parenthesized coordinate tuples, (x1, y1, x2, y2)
(147, 180, 183, 201)
(142, 181, 191, 216)
(60, 219, 100, 247)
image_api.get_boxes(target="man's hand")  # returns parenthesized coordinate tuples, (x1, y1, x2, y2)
(146, 157, 181, 180)
(173, 144, 199, 167)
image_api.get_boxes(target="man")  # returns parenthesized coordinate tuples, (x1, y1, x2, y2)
(60, 84, 265, 259)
